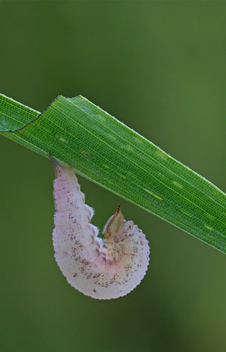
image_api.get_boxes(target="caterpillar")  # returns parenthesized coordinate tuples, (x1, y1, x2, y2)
(50, 156, 150, 299)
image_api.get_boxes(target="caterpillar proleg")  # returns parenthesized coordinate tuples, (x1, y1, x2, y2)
(50, 156, 150, 299)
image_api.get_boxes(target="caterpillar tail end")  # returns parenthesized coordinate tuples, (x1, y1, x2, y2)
(49, 154, 64, 177)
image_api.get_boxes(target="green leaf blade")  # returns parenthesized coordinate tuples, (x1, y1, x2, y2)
(1, 93, 226, 253)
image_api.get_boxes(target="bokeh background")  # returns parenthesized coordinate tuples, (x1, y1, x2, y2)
(1, 2, 226, 352)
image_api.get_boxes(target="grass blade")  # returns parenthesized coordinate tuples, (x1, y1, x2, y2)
(1, 93, 226, 253)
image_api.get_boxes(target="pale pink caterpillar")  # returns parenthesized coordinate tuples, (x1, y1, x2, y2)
(50, 156, 150, 299)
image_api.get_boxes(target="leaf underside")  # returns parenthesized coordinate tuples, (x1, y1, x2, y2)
(0, 93, 226, 254)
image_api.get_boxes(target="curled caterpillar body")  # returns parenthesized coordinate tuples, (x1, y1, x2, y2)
(51, 156, 150, 299)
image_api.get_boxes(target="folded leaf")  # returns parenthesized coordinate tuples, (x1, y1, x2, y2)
(1, 93, 226, 254)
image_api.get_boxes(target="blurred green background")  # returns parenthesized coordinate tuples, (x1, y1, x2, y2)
(1, 2, 226, 352)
